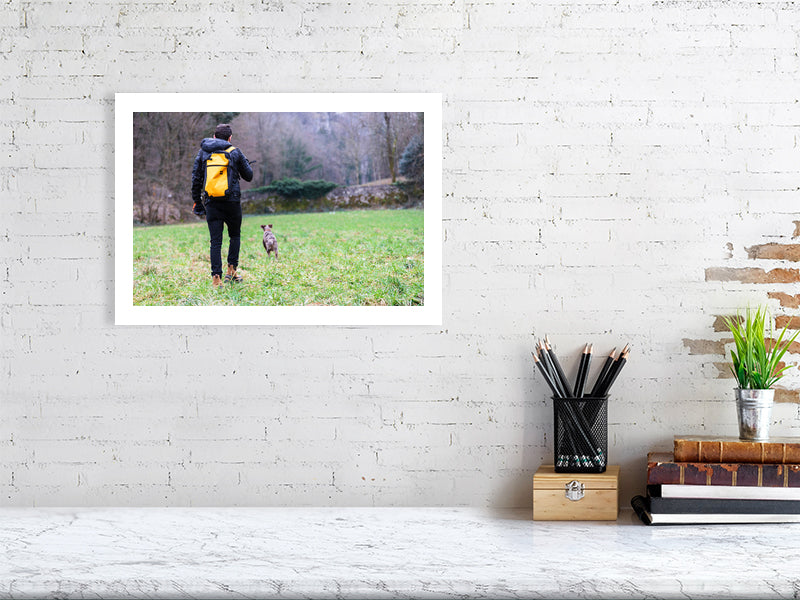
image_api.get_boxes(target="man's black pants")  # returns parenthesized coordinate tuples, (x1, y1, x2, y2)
(205, 199, 242, 277)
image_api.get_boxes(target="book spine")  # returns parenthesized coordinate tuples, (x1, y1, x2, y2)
(674, 438, 800, 464)
(647, 461, 800, 487)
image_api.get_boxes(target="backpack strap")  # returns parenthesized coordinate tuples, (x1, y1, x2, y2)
(225, 146, 236, 153)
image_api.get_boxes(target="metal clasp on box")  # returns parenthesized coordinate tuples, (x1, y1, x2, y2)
(565, 480, 584, 501)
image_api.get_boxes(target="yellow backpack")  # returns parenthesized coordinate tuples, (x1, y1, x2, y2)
(203, 145, 236, 199)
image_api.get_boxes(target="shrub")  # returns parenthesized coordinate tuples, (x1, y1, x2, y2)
(262, 178, 338, 200)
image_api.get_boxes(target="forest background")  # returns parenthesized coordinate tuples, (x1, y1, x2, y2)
(132, 111, 425, 224)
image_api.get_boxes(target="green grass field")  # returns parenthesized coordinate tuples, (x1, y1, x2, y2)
(132, 209, 424, 307)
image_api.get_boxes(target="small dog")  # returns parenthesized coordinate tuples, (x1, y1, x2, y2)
(261, 224, 278, 260)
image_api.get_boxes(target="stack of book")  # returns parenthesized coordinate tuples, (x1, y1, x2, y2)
(632, 435, 800, 525)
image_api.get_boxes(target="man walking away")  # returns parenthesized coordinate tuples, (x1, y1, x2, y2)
(191, 123, 254, 287)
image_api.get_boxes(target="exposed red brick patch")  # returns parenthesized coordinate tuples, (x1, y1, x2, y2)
(714, 362, 734, 379)
(746, 243, 800, 262)
(705, 267, 800, 284)
(713, 315, 742, 332)
(768, 292, 800, 309)
(775, 316, 800, 330)
(717, 314, 797, 331)
(682, 338, 729, 355)
(775, 388, 800, 404)
(765, 338, 800, 354)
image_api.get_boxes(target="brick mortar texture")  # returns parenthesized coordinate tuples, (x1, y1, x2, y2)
(1, 0, 800, 507)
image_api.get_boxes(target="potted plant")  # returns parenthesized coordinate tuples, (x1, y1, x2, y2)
(724, 306, 800, 441)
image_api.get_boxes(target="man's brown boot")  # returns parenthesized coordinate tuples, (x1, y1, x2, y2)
(212, 274, 223, 288)
(224, 264, 243, 283)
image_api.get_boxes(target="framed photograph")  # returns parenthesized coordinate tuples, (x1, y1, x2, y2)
(115, 92, 442, 326)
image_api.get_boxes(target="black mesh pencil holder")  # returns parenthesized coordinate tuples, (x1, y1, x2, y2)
(553, 396, 608, 473)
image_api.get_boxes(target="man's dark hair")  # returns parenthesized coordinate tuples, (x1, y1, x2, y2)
(214, 123, 232, 139)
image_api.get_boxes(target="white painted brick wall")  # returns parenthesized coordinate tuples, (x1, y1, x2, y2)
(2, 0, 800, 507)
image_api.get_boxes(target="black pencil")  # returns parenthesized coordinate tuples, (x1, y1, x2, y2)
(597, 343, 628, 395)
(572, 343, 586, 397)
(589, 347, 616, 398)
(573, 343, 591, 398)
(532, 351, 562, 398)
(536, 341, 552, 378)
(544, 336, 572, 397)
(598, 346, 629, 397)
(537, 341, 563, 397)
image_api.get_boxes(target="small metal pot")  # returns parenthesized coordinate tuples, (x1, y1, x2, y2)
(735, 388, 775, 441)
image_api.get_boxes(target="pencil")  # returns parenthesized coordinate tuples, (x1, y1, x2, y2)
(573, 343, 592, 398)
(597, 346, 629, 397)
(532, 351, 562, 398)
(536, 341, 551, 377)
(589, 347, 616, 398)
(596, 343, 629, 395)
(538, 341, 568, 398)
(544, 336, 572, 398)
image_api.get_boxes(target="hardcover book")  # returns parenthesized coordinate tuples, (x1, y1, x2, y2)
(649, 483, 800, 501)
(645, 490, 800, 514)
(647, 452, 800, 487)
(631, 495, 800, 525)
(674, 435, 800, 464)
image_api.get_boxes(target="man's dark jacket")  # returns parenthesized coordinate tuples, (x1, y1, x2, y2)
(191, 137, 253, 204)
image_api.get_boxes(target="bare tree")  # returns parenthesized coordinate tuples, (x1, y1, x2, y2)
(384, 112, 397, 183)
(336, 113, 371, 185)
(133, 112, 211, 221)
(233, 112, 283, 187)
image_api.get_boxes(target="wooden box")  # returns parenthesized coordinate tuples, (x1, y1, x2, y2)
(533, 465, 619, 521)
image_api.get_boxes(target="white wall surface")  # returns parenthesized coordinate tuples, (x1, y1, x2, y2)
(2, 0, 800, 507)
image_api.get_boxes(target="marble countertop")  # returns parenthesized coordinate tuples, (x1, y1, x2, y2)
(0, 507, 798, 599)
